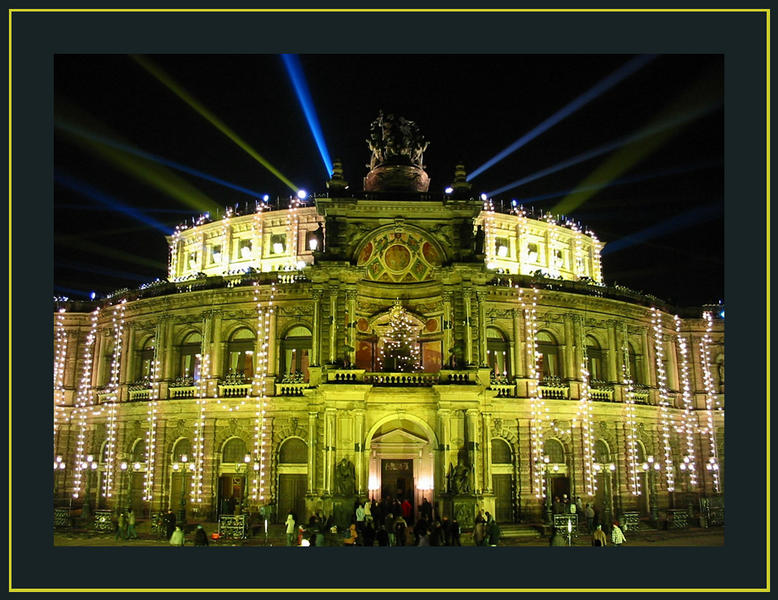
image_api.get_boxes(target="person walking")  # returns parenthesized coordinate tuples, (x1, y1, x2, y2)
(401, 498, 412, 523)
(473, 515, 486, 547)
(420, 498, 433, 523)
(194, 524, 209, 546)
(450, 518, 462, 546)
(394, 515, 407, 546)
(592, 524, 607, 547)
(169, 526, 185, 546)
(114, 510, 127, 541)
(611, 522, 626, 547)
(485, 512, 501, 547)
(384, 513, 396, 546)
(165, 510, 176, 540)
(356, 502, 365, 531)
(125, 508, 138, 539)
(285, 511, 296, 546)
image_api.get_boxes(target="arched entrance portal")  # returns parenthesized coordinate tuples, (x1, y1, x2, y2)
(365, 415, 437, 521)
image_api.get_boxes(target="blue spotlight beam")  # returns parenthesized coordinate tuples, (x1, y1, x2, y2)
(56, 203, 201, 215)
(54, 172, 173, 235)
(281, 54, 334, 177)
(601, 203, 721, 255)
(487, 102, 721, 197)
(511, 161, 721, 206)
(56, 121, 266, 199)
(54, 285, 95, 299)
(468, 55, 656, 181)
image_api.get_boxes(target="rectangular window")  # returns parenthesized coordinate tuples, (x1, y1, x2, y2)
(270, 234, 286, 255)
(210, 244, 223, 264)
(237, 239, 253, 260)
(495, 237, 510, 258)
(527, 243, 540, 263)
(188, 251, 199, 271)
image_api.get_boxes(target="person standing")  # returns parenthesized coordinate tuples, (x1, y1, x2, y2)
(401, 497, 413, 524)
(611, 522, 626, 547)
(194, 524, 209, 546)
(421, 498, 433, 524)
(473, 514, 486, 547)
(355, 502, 365, 537)
(285, 511, 296, 546)
(364, 499, 373, 526)
(394, 515, 407, 546)
(450, 519, 462, 546)
(165, 510, 176, 541)
(169, 526, 184, 546)
(485, 512, 500, 547)
(592, 524, 607, 547)
(585, 503, 595, 533)
(126, 508, 138, 539)
(575, 496, 584, 515)
(384, 513, 396, 546)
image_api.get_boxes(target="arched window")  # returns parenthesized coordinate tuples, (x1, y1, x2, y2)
(537, 331, 560, 379)
(628, 342, 643, 385)
(635, 441, 646, 463)
(131, 439, 146, 464)
(226, 328, 255, 379)
(279, 438, 307, 464)
(222, 438, 248, 463)
(543, 438, 565, 464)
(172, 438, 192, 462)
(179, 331, 202, 380)
(280, 325, 312, 382)
(491, 439, 512, 464)
(586, 335, 605, 381)
(487, 327, 511, 378)
(594, 440, 610, 463)
(137, 337, 154, 381)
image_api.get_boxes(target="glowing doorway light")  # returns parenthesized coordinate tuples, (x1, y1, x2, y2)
(281, 54, 334, 177)
(468, 55, 655, 180)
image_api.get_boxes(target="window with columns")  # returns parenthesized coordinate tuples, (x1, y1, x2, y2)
(179, 331, 202, 380)
(137, 336, 154, 382)
(537, 331, 560, 379)
(280, 325, 312, 381)
(487, 326, 511, 378)
(586, 335, 605, 382)
(225, 328, 255, 379)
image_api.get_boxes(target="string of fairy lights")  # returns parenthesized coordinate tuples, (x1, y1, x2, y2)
(674, 314, 698, 488)
(251, 280, 276, 504)
(700, 311, 721, 493)
(141, 337, 161, 502)
(520, 286, 547, 499)
(101, 300, 126, 499)
(287, 196, 301, 266)
(53, 308, 69, 456)
(482, 196, 495, 264)
(576, 339, 596, 497)
(72, 307, 100, 499)
(650, 307, 675, 492)
(586, 228, 603, 283)
(621, 331, 641, 497)
(191, 322, 210, 505)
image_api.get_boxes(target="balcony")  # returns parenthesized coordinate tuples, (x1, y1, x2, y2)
(589, 380, 614, 402)
(324, 369, 367, 383)
(128, 379, 152, 402)
(438, 370, 478, 385)
(365, 372, 438, 387)
(275, 382, 312, 396)
(539, 376, 569, 400)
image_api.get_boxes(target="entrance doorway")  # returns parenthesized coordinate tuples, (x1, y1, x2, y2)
(217, 475, 245, 516)
(278, 474, 307, 523)
(492, 474, 513, 522)
(381, 459, 414, 502)
(550, 475, 570, 501)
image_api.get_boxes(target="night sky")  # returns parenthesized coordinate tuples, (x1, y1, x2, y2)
(54, 54, 723, 307)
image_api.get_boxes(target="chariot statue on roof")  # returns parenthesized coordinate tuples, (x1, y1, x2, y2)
(366, 110, 429, 171)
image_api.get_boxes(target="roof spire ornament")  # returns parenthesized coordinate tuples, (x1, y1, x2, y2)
(451, 162, 472, 195)
(364, 110, 430, 193)
(326, 158, 348, 193)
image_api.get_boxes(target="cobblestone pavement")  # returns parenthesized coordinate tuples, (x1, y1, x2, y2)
(54, 525, 723, 548)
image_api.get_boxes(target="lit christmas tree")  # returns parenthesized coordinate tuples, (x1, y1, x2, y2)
(377, 304, 421, 372)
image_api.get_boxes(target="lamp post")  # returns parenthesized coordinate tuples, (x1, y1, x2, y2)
(594, 462, 616, 528)
(642, 455, 661, 524)
(82, 455, 98, 525)
(172, 454, 190, 524)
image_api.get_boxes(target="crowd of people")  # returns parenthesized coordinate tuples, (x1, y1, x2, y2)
(284, 497, 501, 547)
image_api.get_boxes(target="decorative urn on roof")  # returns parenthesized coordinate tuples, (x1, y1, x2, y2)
(363, 110, 431, 193)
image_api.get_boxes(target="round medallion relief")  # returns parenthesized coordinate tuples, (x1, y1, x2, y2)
(384, 244, 412, 272)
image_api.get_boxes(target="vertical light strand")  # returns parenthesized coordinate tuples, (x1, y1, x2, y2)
(651, 307, 675, 492)
(251, 280, 275, 504)
(253, 200, 266, 268)
(700, 311, 721, 493)
(53, 308, 69, 457)
(169, 225, 182, 279)
(674, 315, 698, 488)
(577, 341, 596, 497)
(586, 228, 604, 283)
(621, 330, 641, 496)
(521, 286, 546, 499)
(569, 220, 586, 279)
(72, 307, 100, 499)
(102, 300, 126, 499)
(142, 337, 161, 503)
(191, 352, 209, 505)
(483, 197, 495, 264)
(287, 195, 300, 267)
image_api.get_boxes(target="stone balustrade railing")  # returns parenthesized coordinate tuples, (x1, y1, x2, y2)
(438, 370, 477, 384)
(275, 382, 311, 396)
(539, 383, 569, 400)
(365, 372, 438, 386)
(128, 389, 150, 401)
(218, 383, 252, 398)
(589, 388, 614, 402)
(325, 369, 367, 383)
(169, 386, 197, 399)
(490, 383, 518, 398)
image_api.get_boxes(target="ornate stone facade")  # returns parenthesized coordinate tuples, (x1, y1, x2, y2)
(53, 118, 724, 527)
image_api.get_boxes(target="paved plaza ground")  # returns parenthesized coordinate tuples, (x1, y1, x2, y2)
(54, 522, 723, 548)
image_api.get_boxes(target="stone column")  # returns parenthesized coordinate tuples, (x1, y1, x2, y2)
(572, 313, 584, 378)
(308, 412, 318, 494)
(563, 313, 576, 379)
(199, 232, 207, 272)
(328, 286, 339, 364)
(442, 291, 453, 368)
(120, 325, 135, 401)
(482, 413, 493, 493)
(162, 317, 175, 381)
(324, 408, 337, 495)
(512, 308, 525, 378)
(91, 328, 105, 389)
(223, 223, 232, 270)
(346, 288, 357, 366)
(437, 409, 451, 492)
(353, 409, 366, 494)
(210, 311, 223, 380)
(466, 409, 480, 492)
(641, 327, 654, 387)
(311, 289, 322, 366)
(268, 308, 278, 379)
(463, 291, 473, 366)
(607, 320, 619, 384)
(666, 334, 679, 391)
(476, 291, 488, 367)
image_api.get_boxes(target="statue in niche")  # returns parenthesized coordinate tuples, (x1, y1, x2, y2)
(334, 457, 356, 496)
(448, 450, 472, 495)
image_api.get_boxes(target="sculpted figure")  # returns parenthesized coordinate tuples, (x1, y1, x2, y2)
(335, 457, 356, 496)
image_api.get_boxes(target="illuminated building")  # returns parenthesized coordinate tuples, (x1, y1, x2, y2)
(53, 113, 724, 529)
